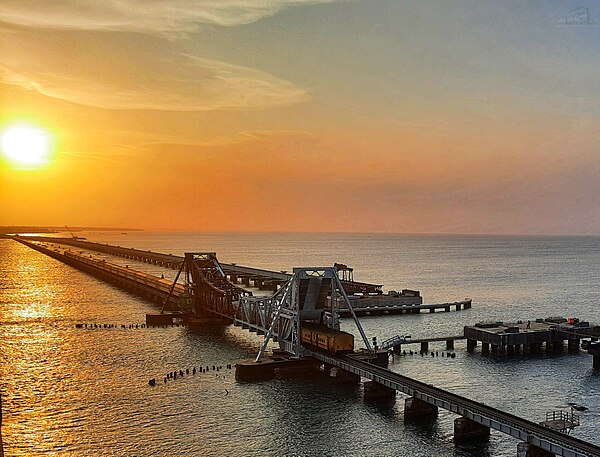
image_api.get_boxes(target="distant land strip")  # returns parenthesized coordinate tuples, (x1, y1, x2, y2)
(0, 226, 142, 234)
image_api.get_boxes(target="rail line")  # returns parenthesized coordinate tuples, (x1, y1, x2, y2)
(313, 353, 600, 457)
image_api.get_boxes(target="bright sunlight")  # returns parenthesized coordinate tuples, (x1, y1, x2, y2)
(1, 124, 52, 166)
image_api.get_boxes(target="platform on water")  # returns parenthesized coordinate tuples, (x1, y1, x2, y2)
(339, 297, 472, 316)
(464, 317, 600, 368)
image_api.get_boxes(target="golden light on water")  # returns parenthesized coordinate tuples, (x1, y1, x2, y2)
(1, 124, 52, 166)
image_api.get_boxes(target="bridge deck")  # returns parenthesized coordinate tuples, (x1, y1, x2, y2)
(315, 353, 600, 457)
(16, 236, 382, 294)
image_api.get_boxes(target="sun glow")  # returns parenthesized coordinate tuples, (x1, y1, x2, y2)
(1, 124, 52, 166)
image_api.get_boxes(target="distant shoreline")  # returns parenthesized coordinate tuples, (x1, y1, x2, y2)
(0, 226, 142, 235)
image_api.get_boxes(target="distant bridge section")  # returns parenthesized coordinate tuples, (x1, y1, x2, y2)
(15, 236, 382, 295)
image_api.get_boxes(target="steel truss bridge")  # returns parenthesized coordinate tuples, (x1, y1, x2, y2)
(164, 252, 372, 360)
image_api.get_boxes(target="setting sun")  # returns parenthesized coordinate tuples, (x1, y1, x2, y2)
(1, 124, 51, 165)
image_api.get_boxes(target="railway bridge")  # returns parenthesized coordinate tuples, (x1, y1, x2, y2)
(15, 236, 382, 294)
(11, 237, 600, 457)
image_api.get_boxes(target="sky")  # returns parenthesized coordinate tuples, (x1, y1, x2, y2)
(0, 0, 599, 234)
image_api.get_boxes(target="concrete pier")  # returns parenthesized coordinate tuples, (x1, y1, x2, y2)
(467, 339, 477, 352)
(404, 397, 438, 420)
(517, 443, 555, 457)
(235, 359, 275, 381)
(327, 366, 360, 384)
(465, 319, 600, 368)
(363, 381, 396, 402)
(453, 417, 490, 443)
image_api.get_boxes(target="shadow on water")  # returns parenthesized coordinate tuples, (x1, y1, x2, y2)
(453, 442, 492, 457)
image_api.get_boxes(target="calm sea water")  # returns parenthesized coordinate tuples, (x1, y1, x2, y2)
(1, 232, 599, 456)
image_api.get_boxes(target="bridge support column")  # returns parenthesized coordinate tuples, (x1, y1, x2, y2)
(467, 339, 477, 353)
(594, 353, 600, 370)
(420, 342, 429, 353)
(446, 339, 454, 350)
(444, 306, 450, 312)
(393, 344, 402, 354)
(567, 338, 580, 351)
(404, 397, 438, 420)
(328, 366, 360, 384)
(235, 359, 275, 382)
(453, 417, 490, 443)
(363, 381, 396, 402)
(371, 350, 389, 368)
(455, 303, 462, 311)
(548, 341, 562, 352)
(481, 342, 489, 355)
(517, 443, 555, 457)
(529, 342, 542, 353)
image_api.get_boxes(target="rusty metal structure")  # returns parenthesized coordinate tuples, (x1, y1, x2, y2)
(181, 252, 251, 317)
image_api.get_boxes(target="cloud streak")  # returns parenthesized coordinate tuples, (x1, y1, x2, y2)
(0, 28, 309, 111)
(0, 1, 340, 32)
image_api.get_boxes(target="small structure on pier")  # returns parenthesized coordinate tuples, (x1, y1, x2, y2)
(540, 408, 581, 434)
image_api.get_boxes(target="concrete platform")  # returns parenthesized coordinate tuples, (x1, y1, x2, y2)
(464, 317, 600, 368)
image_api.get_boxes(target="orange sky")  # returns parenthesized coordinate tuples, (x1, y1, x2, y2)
(1, 1, 599, 234)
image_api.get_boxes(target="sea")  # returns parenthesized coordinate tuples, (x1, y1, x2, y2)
(1, 232, 599, 457)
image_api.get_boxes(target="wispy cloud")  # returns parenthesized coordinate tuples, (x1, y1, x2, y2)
(0, 1, 340, 32)
(0, 28, 309, 111)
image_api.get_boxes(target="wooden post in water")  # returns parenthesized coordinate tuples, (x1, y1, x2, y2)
(1, 392, 4, 457)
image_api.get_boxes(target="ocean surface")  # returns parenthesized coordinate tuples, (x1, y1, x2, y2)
(1, 232, 599, 456)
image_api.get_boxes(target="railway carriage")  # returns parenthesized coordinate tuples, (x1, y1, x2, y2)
(300, 323, 354, 354)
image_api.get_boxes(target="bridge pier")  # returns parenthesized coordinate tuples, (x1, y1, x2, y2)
(548, 341, 562, 352)
(404, 397, 438, 420)
(567, 338, 580, 351)
(467, 339, 477, 352)
(235, 359, 275, 382)
(446, 339, 455, 350)
(453, 417, 490, 443)
(481, 342, 489, 355)
(420, 342, 429, 353)
(517, 443, 555, 457)
(327, 366, 360, 384)
(363, 381, 396, 402)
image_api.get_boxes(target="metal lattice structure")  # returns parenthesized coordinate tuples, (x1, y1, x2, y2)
(166, 256, 371, 360)
(179, 253, 252, 317)
(241, 267, 371, 361)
